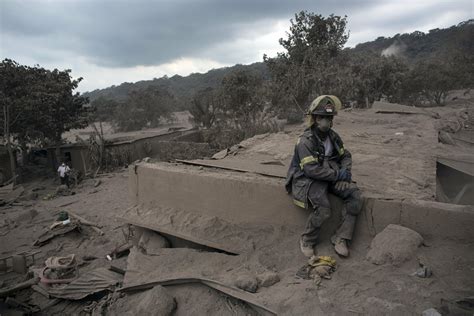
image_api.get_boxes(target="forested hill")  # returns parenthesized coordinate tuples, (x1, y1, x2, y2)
(82, 19, 472, 105)
(351, 19, 473, 61)
(82, 62, 269, 108)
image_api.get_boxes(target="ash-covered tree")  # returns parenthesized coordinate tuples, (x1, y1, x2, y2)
(90, 96, 120, 123)
(264, 12, 349, 118)
(30, 67, 90, 144)
(408, 58, 456, 105)
(0, 59, 29, 181)
(345, 51, 408, 107)
(113, 85, 175, 132)
(221, 68, 266, 127)
(0, 59, 89, 181)
(189, 87, 223, 128)
(397, 21, 473, 106)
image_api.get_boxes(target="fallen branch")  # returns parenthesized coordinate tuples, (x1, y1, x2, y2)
(94, 166, 101, 178)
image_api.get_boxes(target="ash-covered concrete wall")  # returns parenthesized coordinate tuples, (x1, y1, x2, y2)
(130, 162, 309, 226)
(130, 162, 474, 242)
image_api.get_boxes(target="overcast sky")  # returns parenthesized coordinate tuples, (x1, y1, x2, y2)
(1, 0, 472, 92)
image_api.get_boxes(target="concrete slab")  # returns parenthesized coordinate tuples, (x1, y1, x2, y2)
(400, 199, 474, 241)
(129, 162, 307, 226)
(177, 157, 286, 178)
(364, 198, 402, 235)
(118, 206, 247, 254)
(126, 162, 474, 252)
(372, 101, 427, 115)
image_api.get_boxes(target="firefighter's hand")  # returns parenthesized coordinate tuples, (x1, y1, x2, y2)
(334, 181, 350, 191)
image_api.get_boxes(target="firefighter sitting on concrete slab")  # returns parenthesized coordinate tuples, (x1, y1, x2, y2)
(285, 95, 362, 258)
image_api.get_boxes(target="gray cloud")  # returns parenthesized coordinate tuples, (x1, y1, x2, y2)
(1, 0, 380, 67)
(1, 0, 471, 92)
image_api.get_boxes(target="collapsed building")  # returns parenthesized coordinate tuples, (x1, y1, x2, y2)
(46, 112, 214, 176)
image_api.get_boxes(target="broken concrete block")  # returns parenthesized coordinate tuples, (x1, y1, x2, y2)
(138, 229, 170, 255)
(256, 271, 280, 287)
(234, 275, 258, 293)
(366, 224, 423, 266)
(132, 285, 176, 316)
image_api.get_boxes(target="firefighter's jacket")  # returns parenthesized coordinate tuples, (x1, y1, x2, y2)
(285, 126, 352, 209)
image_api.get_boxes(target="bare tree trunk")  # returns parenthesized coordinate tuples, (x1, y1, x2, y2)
(55, 146, 61, 165)
(19, 142, 28, 166)
(91, 122, 106, 174)
(3, 105, 17, 185)
(78, 149, 87, 176)
(74, 135, 90, 177)
(54, 130, 63, 180)
(99, 121, 105, 168)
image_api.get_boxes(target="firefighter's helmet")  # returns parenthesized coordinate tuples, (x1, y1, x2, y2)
(307, 95, 342, 127)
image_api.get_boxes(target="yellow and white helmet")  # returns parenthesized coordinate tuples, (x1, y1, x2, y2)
(307, 95, 342, 126)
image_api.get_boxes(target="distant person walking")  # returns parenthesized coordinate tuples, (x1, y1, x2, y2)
(57, 162, 71, 187)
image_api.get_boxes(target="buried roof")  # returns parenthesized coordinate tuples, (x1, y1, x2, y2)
(48, 127, 193, 149)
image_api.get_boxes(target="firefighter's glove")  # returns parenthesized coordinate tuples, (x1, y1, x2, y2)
(335, 181, 350, 191)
